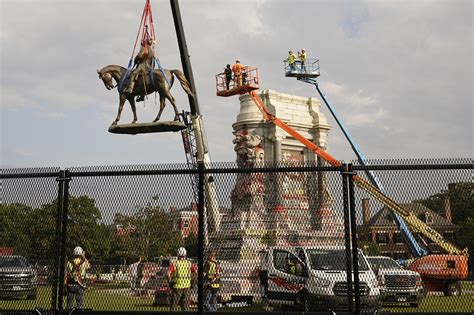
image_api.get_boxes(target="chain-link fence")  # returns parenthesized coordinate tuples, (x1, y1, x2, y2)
(1, 159, 472, 315)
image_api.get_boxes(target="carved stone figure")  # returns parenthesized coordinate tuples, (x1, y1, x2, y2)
(97, 65, 193, 125)
(231, 131, 265, 206)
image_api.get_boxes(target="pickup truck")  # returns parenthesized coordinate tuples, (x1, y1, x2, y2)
(367, 256, 424, 307)
(0, 255, 37, 300)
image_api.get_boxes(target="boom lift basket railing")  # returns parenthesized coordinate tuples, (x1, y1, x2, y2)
(216, 66, 259, 97)
(284, 58, 320, 78)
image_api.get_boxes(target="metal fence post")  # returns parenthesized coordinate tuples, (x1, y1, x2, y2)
(341, 163, 354, 313)
(58, 170, 71, 313)
(348, 163, 361, 315)
(51, 169, 71, 313)
(197, 162, 205, 315)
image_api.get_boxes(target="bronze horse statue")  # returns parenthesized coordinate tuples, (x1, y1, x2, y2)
(97, 65, 193, 125)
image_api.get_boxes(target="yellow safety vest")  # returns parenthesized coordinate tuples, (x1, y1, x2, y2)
(66, 258, 87, 285)
(207, 260, 220, 289)
(172, 259, 192, 289)
(300, 52, 307, 62)
(286, 53, 297, 64)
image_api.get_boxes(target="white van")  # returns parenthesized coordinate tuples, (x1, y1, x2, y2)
(259, 246, 381, 312)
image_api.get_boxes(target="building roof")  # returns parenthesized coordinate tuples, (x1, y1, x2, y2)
(366, 202, 458, 229)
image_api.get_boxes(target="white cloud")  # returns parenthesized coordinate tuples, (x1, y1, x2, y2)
(0, 0, 472, 167)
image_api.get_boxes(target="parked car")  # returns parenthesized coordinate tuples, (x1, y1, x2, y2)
(367, 256, 424, 307)
(0, 255, 37, 300)
(260, 246, 381, 312)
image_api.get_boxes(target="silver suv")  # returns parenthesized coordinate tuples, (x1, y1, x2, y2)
(367, 256, 424, 307)
(0, 255, 37, 300)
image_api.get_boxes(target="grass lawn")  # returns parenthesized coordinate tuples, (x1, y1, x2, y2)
(0, 286, 167, 312)
(1, 284, 473, 312)
(385, 295, 474, 313)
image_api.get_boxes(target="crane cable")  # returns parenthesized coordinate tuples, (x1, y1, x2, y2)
(119, 0, 170, 93)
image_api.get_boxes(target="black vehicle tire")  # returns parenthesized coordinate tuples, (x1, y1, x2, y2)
(294, 291, 309, 312)
(446, 282, 461, 296)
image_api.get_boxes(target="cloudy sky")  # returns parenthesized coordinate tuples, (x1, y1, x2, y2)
(1, 0, 472, 169)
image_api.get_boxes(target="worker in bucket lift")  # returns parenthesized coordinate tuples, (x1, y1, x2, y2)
(298, 48, 307, 72)
(223, 64, 232, 89)
(284, 50, 297, 71)
(232, 60, 245, 87)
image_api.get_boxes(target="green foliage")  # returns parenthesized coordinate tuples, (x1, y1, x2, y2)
(1, 195, 108, 262)
(0, 203, 33, 257)
(415, 182, 473, 225)
(65, 195, 103, 259)
(359, 241, 380, 256)
(113, 204, 181, 262)
(183, 233, 198, 258)
(416, 182, 473, 275)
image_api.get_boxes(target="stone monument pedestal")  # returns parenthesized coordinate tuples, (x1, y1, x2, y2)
(211, 89, 345, 300)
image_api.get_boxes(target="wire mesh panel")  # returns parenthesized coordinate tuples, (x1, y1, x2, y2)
(64, 164, 197, 312)
(352, 158, 473, 313)
(0, 167, 60, 311)
(202, 162, 368, 313)
(1, 160, 472, 314)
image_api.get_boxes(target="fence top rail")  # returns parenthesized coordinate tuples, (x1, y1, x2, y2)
(352, 163, 473, 171)
(1, 159, 471, 178)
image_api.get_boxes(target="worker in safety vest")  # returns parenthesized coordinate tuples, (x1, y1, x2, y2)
(287, 258, 296, 275)
(123, 36, 156, 95)
(232, 60, 245, 87)
(298, 48, 307, 72)
(167, 247, 197, 311)
(64, 246, 90, 310)
(284, 50, 297, 71)
(204, 251, 221, 311)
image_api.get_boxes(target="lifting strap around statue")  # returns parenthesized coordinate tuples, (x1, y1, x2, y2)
(121, 0, 170, 92)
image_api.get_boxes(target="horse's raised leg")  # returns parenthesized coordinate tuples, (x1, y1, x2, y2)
(153, 95, 166, 122)
(128, 97, 138, 124)
(164, 91, 180, 121)
(113, 94, 127, 125)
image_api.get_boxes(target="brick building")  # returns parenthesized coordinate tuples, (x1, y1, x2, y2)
(169, 202, 199, 238)
(358, 198, 460, 260)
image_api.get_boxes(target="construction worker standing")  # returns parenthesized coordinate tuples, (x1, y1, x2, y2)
(224, 64, 232, 90)
(284, 50, 297, 71)
(298, 48, 307, 72)
(204, 251, 221, 311)
(232, 60, 245, 87)
(168, 247, 197, 311)
(64, 246, 90, 310)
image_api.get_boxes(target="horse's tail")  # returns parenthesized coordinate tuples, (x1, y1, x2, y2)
(170, 70, 194, 96)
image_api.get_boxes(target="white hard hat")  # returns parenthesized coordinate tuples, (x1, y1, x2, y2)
(302, 48, 306, 51)
(73, 246, 84, 256)
(177, 247, 187, 257)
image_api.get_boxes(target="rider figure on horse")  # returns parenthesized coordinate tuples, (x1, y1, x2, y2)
(123, 34, 156, 96)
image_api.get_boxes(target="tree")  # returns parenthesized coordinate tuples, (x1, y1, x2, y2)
(24, 195, 104, 262)
(415, 182, 473, 277)
(416, 182, 473, 225)
(114, 204, 181, 261)
(65, 195, 103, 259)
(183, 233, 198, 258)
(0, 203, 32, 257)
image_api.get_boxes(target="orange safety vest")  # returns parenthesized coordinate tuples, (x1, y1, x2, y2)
(232, 63, 244, 75)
